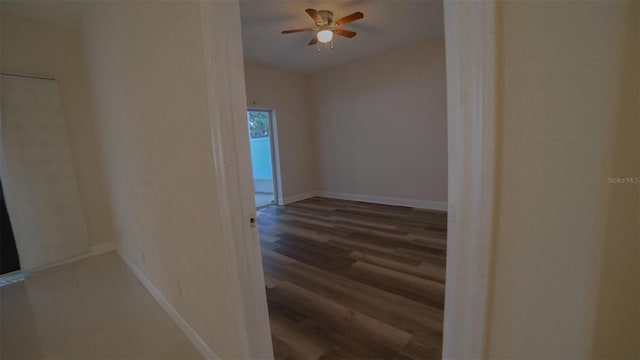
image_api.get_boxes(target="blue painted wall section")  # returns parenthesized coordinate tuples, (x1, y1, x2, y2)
(250, 136, 273, 180)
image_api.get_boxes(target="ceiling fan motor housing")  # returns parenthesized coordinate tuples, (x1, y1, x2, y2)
(317, 10, 333, 25)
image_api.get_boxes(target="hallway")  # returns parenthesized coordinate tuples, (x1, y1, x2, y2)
(0, 252, 201, 359)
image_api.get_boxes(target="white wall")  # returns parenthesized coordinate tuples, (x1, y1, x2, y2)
(1, 15, 115, 247)
(310, 39, 448, 208)
(487, 1, 639, 357)
(244, 63, 316, 202)
(80, 1, 269, 358)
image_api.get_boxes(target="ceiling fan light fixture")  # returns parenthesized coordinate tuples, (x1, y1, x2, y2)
(281, 9, 363, 48)
(317, 29, 333, 43)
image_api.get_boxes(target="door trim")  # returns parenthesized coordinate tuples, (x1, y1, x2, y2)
(442, 1, 497, 358)
(199, 1, 274, 358)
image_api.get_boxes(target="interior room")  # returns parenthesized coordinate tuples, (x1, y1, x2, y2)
(0, 0, 638, 359)
(240, 1, 449, 358)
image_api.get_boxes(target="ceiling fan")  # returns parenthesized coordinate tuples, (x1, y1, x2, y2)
(281, 9, 364, 49)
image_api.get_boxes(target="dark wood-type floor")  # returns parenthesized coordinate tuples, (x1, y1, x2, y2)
(257, 197, 447, 359)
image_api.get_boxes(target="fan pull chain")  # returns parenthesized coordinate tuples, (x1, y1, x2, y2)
(331, 38, 335, 50)
(317, 42, 320, 52)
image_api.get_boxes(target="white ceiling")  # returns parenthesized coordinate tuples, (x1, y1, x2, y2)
(240, 0, 444, 73)
(2, 0, 444, 74)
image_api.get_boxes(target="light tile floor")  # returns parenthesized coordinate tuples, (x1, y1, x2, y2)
(0, 251, 202, 359)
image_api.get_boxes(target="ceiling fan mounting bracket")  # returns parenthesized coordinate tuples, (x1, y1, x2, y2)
(316, 10, 334, 25)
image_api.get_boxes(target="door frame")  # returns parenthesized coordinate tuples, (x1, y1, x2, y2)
(247, 108, 282, 208)
(199, 1, 274, 358)
(442, 1, 497, 358)
(213, 0, 499, 358)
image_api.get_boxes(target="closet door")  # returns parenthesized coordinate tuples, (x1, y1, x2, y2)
(0, 75, 89, 270)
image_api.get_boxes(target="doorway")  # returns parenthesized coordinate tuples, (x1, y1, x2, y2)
(0, 178, 20, 275)
(247, 109, 278, 208)
(1, 74, 90, 271)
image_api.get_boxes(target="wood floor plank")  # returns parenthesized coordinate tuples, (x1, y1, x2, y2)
(343, 231, 444, 256)
(262, 247, 296, 264)
(348, 251, 446, 284)
(258, 197, 447, 359)
(262, 250, 444, 336)
(264, 273, 283, 289)
(401, 331, 444, 360)
(272, 335, 306, 360)
(326, 238, 424, 267)
(260, 239, 281, 251)
(349, 261, 445, 308)
(418, 262, 448, 283)
(298, 317, 400, 359)
(284, 214, 337, 228)
(394, 248, 446, 266)
(273, 281, 413, 354)
(266, 286, 309, 323)
(269, 312, 328, 360)
(272, 223, 335, 243)
(260, 233, 281, 243)
(333, 223, 414, 241)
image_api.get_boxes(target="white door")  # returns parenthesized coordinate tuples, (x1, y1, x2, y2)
(0, 75, 90, 270)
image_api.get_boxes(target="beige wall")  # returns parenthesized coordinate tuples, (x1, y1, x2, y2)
(80, 1, 264, 357)
(310, 39, 448, 206)
(1, 15, 115, 247)
(244, 63, 316, 201)
(591, 1, 639, 356)
(1, 76, 91, 269)
(488, 1, 639, 358)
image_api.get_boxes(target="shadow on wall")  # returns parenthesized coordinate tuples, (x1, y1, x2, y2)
(592, 2, 639, 357)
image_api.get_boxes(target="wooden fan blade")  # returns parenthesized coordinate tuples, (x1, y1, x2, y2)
(334, 11, 364, 26)
(281, 28, 314, 34)
(308, 35, 318, 45)
(305, 8, 322, 24)
(334, 29, 357, 38)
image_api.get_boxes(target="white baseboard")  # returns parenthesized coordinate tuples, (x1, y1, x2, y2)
(116, 249, 219, 360)
(90, 242, 116, 255)
(317, 191, 448, 211)
(281, 191, 318, 205)
(1, 242, 118, 287)
(278, 190, 448, 211)
(26, 242, 116, 273)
